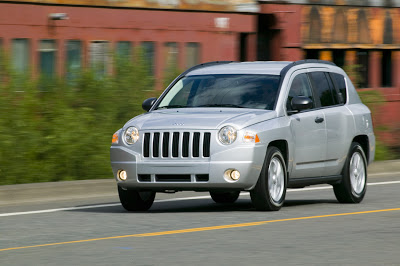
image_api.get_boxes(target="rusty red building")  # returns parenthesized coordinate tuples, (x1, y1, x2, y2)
(0, 0, 399, 143)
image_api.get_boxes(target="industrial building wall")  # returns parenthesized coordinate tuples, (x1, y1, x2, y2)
(0, 2, 256, 88)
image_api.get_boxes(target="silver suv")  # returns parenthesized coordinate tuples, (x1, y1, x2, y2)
(110, 60, 375, 211)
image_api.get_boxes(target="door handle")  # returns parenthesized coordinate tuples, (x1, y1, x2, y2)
(315, 117, 324, 123)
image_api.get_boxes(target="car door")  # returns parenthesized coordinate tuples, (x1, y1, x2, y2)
(308, 71, 352, 177)
(286, 71, 327, 178)
(322, 72, 353, 176)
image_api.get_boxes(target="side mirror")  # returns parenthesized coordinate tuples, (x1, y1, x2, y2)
(290, 96, 313, 114)
(142, 97, 157, 112)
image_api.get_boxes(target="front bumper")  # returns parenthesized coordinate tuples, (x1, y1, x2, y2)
(110, 144, 266, 191)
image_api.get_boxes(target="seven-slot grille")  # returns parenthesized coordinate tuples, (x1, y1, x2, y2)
(143, 131, 211, 158)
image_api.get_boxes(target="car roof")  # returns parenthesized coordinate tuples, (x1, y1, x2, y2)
(186, 61, 292, 76)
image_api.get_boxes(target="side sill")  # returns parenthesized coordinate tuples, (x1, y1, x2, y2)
(288, 175, 342, 188)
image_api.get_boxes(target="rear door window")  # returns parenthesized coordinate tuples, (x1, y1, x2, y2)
(309, 72, 336, 107)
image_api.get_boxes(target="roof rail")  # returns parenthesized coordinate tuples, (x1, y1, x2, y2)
(180, 61, 236, 76)
(293, 59, 336, 66)
(280, 59, 336, 77)
(166, 61, 236, 88)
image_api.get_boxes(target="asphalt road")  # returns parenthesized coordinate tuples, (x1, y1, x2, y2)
(1, 174, 400, 266)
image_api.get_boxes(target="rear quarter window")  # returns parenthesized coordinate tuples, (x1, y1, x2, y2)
(330, 73, 347, 104)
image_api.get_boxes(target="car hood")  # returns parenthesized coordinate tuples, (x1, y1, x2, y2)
(124, 108, 277, 130)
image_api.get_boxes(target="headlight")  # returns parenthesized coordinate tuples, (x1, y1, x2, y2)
(218, 126, 237, 145)
(124, 126, 139, 145)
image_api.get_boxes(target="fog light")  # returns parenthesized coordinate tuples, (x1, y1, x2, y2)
(231, 170, 240, 181)
(118, 170, 127, 181)
(224, 169, 240, 182)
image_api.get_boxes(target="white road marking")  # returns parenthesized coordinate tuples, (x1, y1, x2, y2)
(1, 180, 400, 218)
(370, 171, 400, 177)
(0, 203, 121, 217)
(368, 180, 400, 186)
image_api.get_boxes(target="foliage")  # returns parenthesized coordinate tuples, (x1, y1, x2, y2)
(374, 140, 396, 161)
(343, 64, 363, 89)
(358, 89, 399, 160)
(357, 89, 385, 108)
(163, 63, 183, 89)
(0, 48, 156, 185)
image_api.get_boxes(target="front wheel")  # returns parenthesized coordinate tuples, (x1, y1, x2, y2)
(118, 186, 156, 211)
(210, 191, 240, 203)
(333, 142, 367, 203)
(250, 146, 287, 211)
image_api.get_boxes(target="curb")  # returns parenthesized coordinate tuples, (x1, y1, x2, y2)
(0, 179, 116, 206)
(1, 160, 399, 207)
(368, 160, 400, 175)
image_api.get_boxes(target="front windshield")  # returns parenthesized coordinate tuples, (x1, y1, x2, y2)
(156, 74, 281, 110)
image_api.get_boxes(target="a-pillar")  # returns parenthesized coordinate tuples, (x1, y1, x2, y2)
(369, 51, 382, 89)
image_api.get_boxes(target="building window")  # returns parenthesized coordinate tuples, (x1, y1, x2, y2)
(239, 34, 247, 62)
(90, 41, 110, 76)
(358, 9, 370, 44)
(333, 8, 347, 43)
(12, 39, 30, 73)
(164, 42, 179, 70)
(309, 6, 321, 43)
(66, 40, 82, 80)
(186, 43, 200, 68)
(39, 40, 57, 77)
(357, 50, 369, 88)
(383, 11, 393, 45)
(332, 50, 345, 68)
(382, 50, 392, 87)
(141, 42, 155, 75)
(116, 41, 132, 59)
(305, 49, 320, 59)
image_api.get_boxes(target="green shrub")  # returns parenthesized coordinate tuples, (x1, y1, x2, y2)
(374, 140, 395, 161)
(0, 48, 156, 185)
(358, 89, 400, 160)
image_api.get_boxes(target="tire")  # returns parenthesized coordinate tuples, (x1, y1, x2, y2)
(250, 146, 287, 211)
(210, 191, 240, 203)
(333, 142, 367, 203)
(118, 186, 156, 211)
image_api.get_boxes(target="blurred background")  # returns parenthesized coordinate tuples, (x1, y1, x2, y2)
(0, 0, 399, 185)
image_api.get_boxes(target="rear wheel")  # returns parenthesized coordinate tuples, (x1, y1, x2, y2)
(210, 191, 240, 203)
(333, 142, 367, 203)
(250, 146, 287, 211)
(118, 186, 156, 211)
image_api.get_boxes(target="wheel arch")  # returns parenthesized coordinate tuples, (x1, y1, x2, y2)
(352, 135, 369, 163)
(268, 139, 289, 168)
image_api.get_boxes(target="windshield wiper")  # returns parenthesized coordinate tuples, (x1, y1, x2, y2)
(196, 104, 245, 108)
(156, 105, 188, 110)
